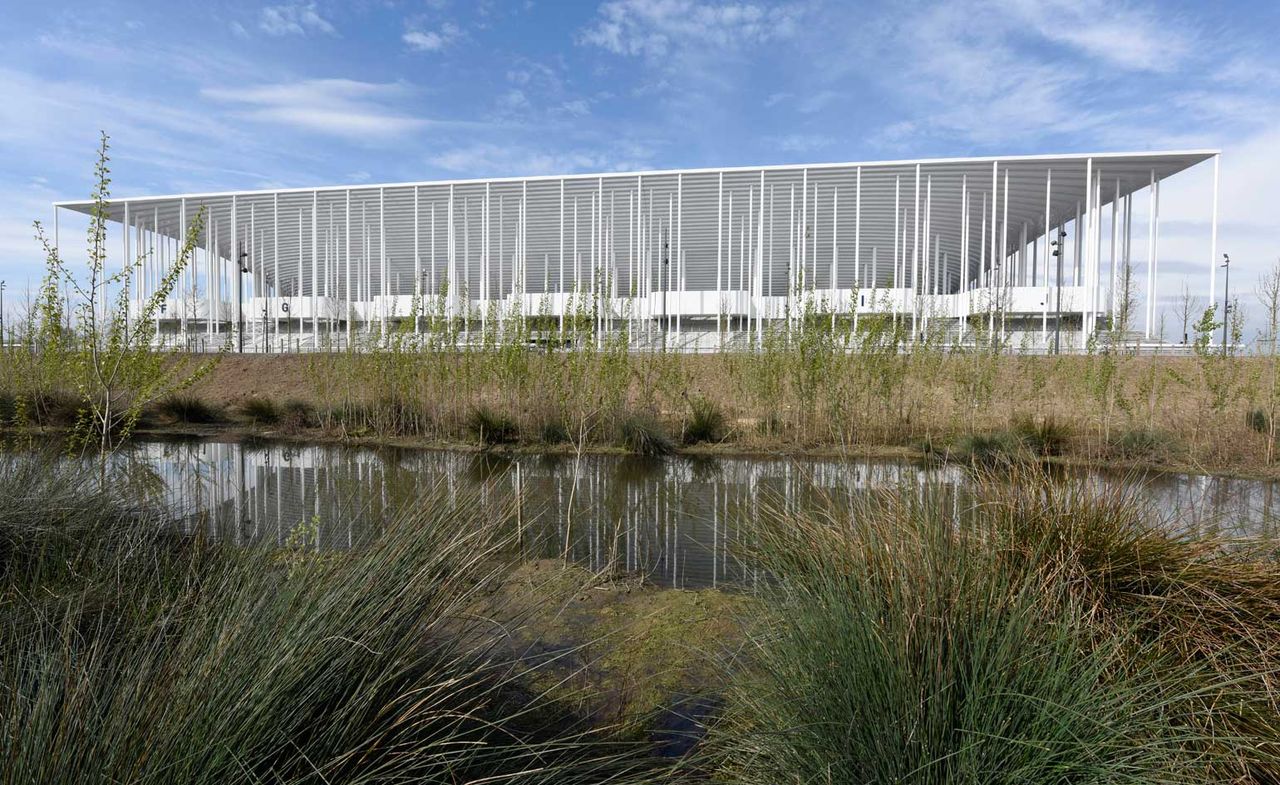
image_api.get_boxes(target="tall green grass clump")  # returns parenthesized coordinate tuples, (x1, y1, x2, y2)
(620, 412, 675, 458)
(152, 394, 223, 424)
(0, 454, 667, 784)
(237, 396, 280, 425)
(709, 473, 1270, 784)
(468, 405, 519, 447)
(681, 396, 726, 446)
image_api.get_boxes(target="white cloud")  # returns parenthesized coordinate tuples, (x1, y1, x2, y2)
(201, 79, 430, 139)
(772, 133, 835, 154)
(403, 22, 461, 52)
(428, 142, 650, 177)
(580, 0, 803, 58)
(258, 2, 336, 37)
(1000, 0, 1190, 73)
(560, 99, 591, 117)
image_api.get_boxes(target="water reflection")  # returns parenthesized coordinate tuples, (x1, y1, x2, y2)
(115, 440, 1280, 589)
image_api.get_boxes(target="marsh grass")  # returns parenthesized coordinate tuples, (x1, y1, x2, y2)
(468, 405, 519, 447)
(1247, 407, 1270, 435)
(278, 398, 316, 431)
(152, 393, 223, 424)
(948, 430, 1027, 466)
(238, 396, 280, 425)
(620, 413, 675, 458)
(1110, 426, 1180, 461)
(0, 454, 670, 784)
(710, 471, 1280, 784)
(681, 397, 726, 446)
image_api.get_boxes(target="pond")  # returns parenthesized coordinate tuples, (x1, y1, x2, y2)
(81, 439, 1280, 589)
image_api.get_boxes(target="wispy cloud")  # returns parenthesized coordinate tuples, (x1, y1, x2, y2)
(1000, 0, 1190, 73)
(428, 141, 651, 177)
(201, 79, 430, 139)
(259, 2, 336, 37)
(403, 22, 462, 52)
(580, 0, 802, 57)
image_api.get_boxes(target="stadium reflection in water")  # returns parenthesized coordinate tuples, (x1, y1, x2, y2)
(128, 440, 1280, 589)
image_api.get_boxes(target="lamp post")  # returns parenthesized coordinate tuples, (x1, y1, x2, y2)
(1051, 228, 1065, 355)
(661, 230, 670, 346)
(0, 280, 6, 346)
(236, 244, 250, 353)
(1221, 253, 1231, 357)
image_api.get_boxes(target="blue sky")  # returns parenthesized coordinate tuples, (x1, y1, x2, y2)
(2, 0, 1279, 335)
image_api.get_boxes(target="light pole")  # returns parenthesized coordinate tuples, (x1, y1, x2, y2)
(1221, 253, 1231, 357)
(236, 244, 250, 353)
(661, 230, 670, 346)
(1051, 228, 1065, 355)
(0, 280, 6, 345)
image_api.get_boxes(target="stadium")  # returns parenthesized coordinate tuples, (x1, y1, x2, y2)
(53, 150, 1220, 352)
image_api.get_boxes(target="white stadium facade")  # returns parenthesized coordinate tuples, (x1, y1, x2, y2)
(53, 150, 1221, 353)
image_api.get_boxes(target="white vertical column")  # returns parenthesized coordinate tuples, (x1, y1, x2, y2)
(558, 179, 565, 333)
(272, 194, 279, 350)
(1209, 153, 1220, 308)
(344, 191, 351, 345)
(913, 164, 921, 336)
(854, 166, 861, 331)
(801, 169, 808, 299)
(379, 187, 386, 334)
(121, 202, 131, 331)
(1152, 176, 1161, 339)
(756, 169, 765, 346)
(522, 180, 528, 306)
(414, 186, 421, 333)
(311, 192, 319, 340)
(676, 173, 683, 344)
(1145, 170, 1156, 339)
(1042, 169, 1051, 341)
(960, 174, 968, 337)
(1110, 179, 1119, 321)
(231, 196, 239, 351)
(448, 185, 456, 322)
(989, 162, 997, 334)
(831, 186, 839, 332)
(893, 176, 900, 320)
(716, 172, 724, 335)
(1001, 169, 1009, 341)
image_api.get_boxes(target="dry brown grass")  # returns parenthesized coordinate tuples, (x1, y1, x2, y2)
(171, 351, 1278, 471)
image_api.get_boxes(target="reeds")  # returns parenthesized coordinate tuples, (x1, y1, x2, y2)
(681, 396, 726, 446)
(152, 393, 224, 424)
(710, 470, 1280, 783)
(620, 413, 675, 458)
(0, 454, 670, 784)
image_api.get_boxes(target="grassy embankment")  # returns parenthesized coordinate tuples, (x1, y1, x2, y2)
(3, 347, 1272, 473)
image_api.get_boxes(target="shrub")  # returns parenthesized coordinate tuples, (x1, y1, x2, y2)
(278, 399, 315, 431)
(682, 396, 726, 446)
(539, 418, 571, 445)
(1247, 408, 1270, 435)
(950, 430, 1025, 466)
(1110, 426, 1179, 461)
(26, 389, 82, 428)
(468, 405, 518, 447)
(153, 394, 223, 425)
(619, 413, 675, 458)
(370, 395, 429, 436)
(0, 391, 15, 425)
(1012, 414, 1070, 456)
(238, 396, 280, 425)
